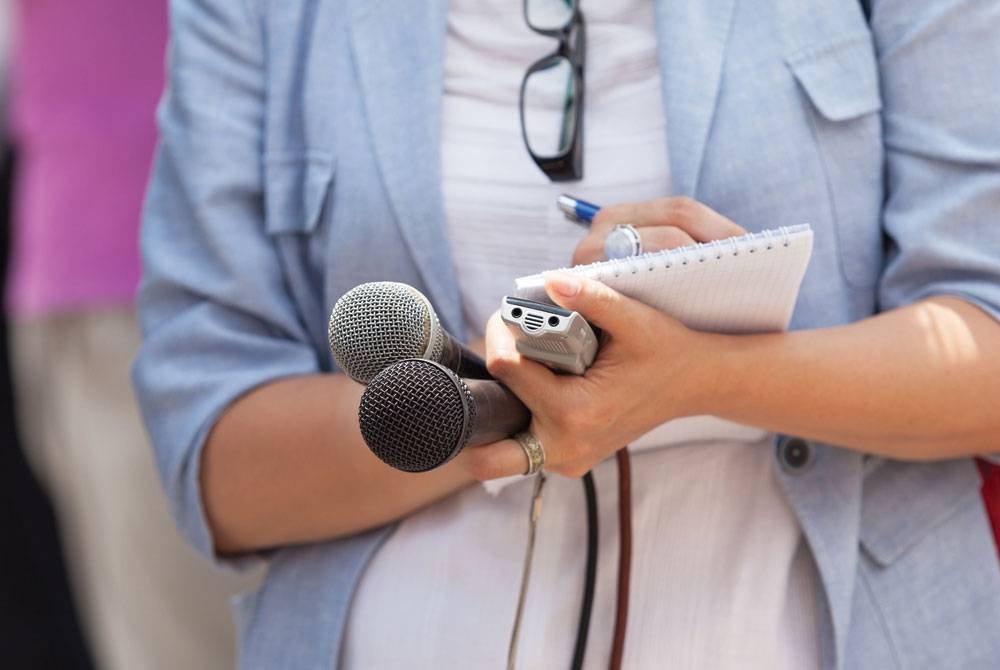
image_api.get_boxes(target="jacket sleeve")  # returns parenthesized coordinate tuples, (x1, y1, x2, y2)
(133, 0, 320, 565)
(874, 0, 1000, 321)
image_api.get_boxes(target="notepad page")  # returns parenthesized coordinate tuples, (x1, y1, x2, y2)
(515, 225, 813, 334)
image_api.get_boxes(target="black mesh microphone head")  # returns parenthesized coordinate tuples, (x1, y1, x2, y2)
(328, 282, 447, 383)
(359, 359, 476, 473)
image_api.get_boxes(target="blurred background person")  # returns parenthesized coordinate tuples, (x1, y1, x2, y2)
(0, 0, 92, 666)
(4, 1, 259, 668)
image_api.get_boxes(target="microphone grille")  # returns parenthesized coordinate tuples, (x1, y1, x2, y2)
(359, 359, 476, 472)
(328, 282, 433, 383)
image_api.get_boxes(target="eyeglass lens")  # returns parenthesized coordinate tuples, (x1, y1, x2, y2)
(522, 57, 578, 158)
(526, 0, 576, 33)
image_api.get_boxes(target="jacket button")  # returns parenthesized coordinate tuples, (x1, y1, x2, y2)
(777, 436, 813, 473)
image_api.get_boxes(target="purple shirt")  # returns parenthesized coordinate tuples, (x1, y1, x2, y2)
(6, 0, 167, 316)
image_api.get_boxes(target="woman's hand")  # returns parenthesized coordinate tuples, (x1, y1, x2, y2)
(453, 196, 748, 481)
(457, 272, 719, 480)
(572, 196, 746, 265)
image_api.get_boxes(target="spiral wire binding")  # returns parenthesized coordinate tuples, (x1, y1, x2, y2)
(576, 224, 809, 284)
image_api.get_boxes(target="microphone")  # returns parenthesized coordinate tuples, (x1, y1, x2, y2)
(328, 281, 490, 384)
(359, 359, 530, 472)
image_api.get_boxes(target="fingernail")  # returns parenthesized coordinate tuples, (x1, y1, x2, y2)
(545, 272, 581, 298)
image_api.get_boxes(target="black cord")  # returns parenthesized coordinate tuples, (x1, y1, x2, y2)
(571, 471, 598, 670)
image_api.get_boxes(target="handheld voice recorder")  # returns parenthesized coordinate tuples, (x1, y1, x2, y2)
(500, 296, 600, 375)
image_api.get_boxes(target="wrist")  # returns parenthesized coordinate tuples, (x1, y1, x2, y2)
(673, 329, 740, 418)
(697, 330, 797, 425)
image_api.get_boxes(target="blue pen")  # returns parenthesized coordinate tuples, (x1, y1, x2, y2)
(557, 193, 601, 225)
(557, 193, 643, 259)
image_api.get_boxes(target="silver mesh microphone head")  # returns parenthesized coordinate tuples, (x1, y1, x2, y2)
(328, 282, 447, 383)
(358, 359, 477, 472)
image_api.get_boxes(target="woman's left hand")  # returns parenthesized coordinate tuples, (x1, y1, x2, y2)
(458, 273, 717, 480)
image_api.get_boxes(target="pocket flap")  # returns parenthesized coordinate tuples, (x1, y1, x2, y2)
(263, 152, 335, 234)
(860, 458, 981, 566)
(786, 35, 882, 122)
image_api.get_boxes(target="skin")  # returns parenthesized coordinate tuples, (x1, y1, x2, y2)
(202, 374, 475, 553)
(470, 197, 1000, 479)
(202, 196, 1000, 554)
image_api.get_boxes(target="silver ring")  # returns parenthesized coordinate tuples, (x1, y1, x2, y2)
(604, 224, 643, 259)
(514, 431, 546, 476)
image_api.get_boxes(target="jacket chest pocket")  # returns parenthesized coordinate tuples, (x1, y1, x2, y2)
(786, 35, 885, 290)
(263, 151, 336, 362)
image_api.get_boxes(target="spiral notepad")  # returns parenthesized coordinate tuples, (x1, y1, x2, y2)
(515, 224, 813, 334)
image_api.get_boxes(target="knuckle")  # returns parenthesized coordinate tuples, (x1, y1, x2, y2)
(548, 459, 587, 479)
(593, 204, 630, 227)
(669, 196, 702, 224)
(549, 455, 592, 479)
(651, 197, 674, 221)
(548, 463, 573, 477)
(672, 195, 698, 213)
(591, 209, 614, 227)
(485, 349, 517, 378)
(586, 283, 625, 317)
(662, 226, 692, 249)
(572, 237, 602, 265)
(563, 464, 592, 479)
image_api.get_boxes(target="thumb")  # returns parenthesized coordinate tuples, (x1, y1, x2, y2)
(543, 271, 641, 333)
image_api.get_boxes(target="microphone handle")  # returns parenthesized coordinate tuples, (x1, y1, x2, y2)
(439, 334, 492, 380)
(464, 378, 531, 446)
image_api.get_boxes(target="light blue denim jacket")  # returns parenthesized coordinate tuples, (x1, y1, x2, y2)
(134, 0, 1000, 667)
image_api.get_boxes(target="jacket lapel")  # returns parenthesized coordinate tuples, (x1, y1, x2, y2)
(654, 0, 738, 198)
(348, 0, 465, 335)
(350, 0, 739, 327)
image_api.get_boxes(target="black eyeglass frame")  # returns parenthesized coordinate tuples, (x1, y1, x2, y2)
(519, 3, 587, 182)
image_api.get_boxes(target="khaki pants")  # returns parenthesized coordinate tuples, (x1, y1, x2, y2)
(12, 309, 261, 670)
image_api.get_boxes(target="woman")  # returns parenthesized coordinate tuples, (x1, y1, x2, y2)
(134, 0, 1000, 667)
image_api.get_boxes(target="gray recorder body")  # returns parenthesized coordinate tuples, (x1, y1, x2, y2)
(500, 296, 599, 375)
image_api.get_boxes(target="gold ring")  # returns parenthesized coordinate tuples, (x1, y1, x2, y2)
(514, 431, 546, 476)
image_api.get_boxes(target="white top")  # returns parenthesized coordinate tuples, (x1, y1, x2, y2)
(342, 2, 820, 668)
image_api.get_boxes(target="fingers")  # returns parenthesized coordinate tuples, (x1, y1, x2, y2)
(456, 438, 531, 481)
(571, 224, 697, 265)
(571, 197, 746, 265)
(641, 225, 698, 251)
(543, 271, 644, 333)
(457, 431, 593, 481)
(466, 337, 487, 359)
(484, 311, 562, 415)
(485, 310, 518, 353)
(571, 234, 607, 266)
(592, 196, 746, 243)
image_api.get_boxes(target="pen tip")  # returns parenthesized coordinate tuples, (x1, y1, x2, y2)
(556, 194, 575, 215)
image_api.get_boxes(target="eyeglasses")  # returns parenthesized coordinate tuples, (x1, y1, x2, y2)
(519, 0, 586, 182)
